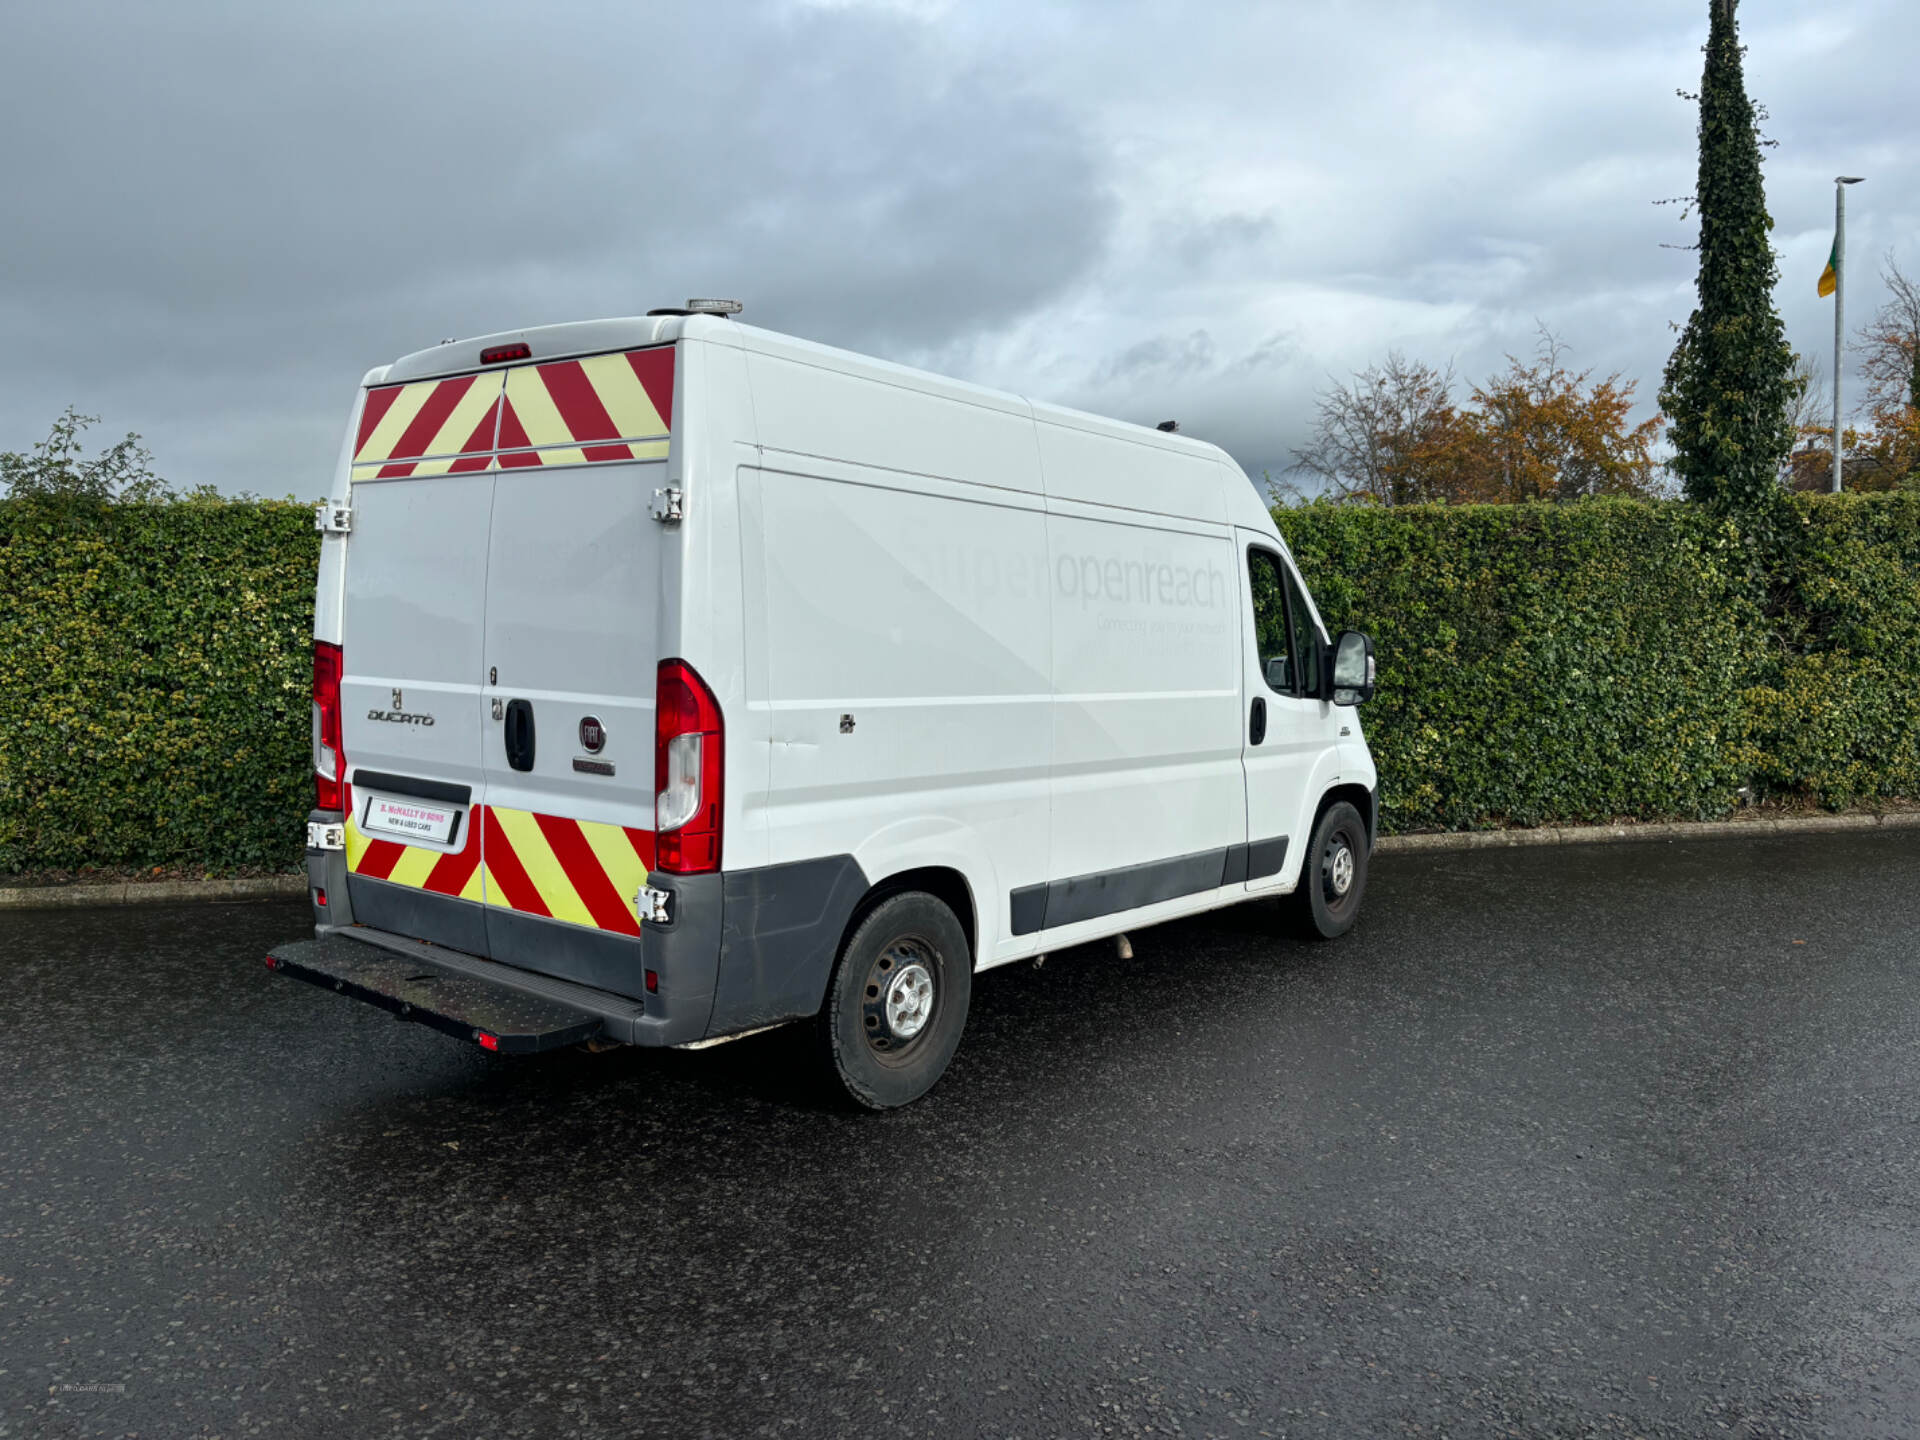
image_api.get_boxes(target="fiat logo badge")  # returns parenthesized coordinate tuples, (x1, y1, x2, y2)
(578, 716, 607, 754)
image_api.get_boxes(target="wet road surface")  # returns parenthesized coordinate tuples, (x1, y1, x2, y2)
(4, 832, 1920, 1438)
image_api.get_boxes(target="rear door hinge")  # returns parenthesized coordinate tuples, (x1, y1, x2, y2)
(636, 885, 672, 925)
(314, 501, 353, 535)
(649, 487, 684, 523)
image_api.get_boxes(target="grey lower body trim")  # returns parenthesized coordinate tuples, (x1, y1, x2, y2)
(320, 923, 653, 1044)
(708, 854, 870, 1037)
(483, 874, 722, 1047)
(1247, 835, 1289, 880)
(348, 874, 487, 955)
(486, 907, 649, 999)
(1009, 884, 1047, 936)
(335, 857, 855, 1047)
(308, 809, 353, 930)
(1010, 836, 1290, 936)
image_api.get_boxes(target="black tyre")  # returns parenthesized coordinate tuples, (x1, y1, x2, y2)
(816, 891, 972, 1110)
(1289, 800, 1369, 941)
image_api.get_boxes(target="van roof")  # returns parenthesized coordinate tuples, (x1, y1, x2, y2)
(376, 315, 1266, 521)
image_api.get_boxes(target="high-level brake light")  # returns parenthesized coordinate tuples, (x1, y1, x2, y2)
(654, 659, 723, 873)
(480, 343, 531, 365)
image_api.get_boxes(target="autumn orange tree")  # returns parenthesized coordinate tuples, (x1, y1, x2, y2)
(1470, 333, 1665, 502)
(1288, 333, 1665, 504)
(1845, 256, 1920, 491)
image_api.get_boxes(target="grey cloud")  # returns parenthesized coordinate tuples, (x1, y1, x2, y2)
(2, 0, 1914, 499)
(1, 0, 1110, 493)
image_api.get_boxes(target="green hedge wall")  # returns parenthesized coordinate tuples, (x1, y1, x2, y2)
(0, 500, 318, 872)
(1278, 493, 1920, 833)
(0, 491, 1915, 873)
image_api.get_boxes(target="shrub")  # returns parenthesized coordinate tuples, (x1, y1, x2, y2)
(0, 497, 318, 872)
(1278, 498, 1772, 832)
(0, 490, 1914, 871)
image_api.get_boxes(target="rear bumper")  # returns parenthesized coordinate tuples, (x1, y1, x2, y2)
(299, 812, 870, 1047)
(268, 933, 603, 1053)
(279, 923, 681, 1045)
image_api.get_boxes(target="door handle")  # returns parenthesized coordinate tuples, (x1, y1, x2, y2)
(1249, 695, 1267, 746)
(504, 698, 536, 772)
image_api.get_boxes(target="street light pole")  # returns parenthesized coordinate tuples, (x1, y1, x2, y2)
(1833, 175, 1865, 493)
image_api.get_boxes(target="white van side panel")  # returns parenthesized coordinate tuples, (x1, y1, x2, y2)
(1042, 490, 1246, 890)
(748, 457, 1053, 963)
(745, 340, 1041, 496)
(672, 334, 768, 871)
(1032, 410, 1230, 522)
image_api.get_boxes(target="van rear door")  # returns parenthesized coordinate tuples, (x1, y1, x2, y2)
(338, 371, 505, 953)
(474, 347, 676, 998)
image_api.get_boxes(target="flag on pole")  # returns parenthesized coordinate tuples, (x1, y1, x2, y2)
(1818, 236, 1839, 297)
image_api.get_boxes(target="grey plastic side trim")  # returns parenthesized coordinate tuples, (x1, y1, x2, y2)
(1220, 845, 1249, 887)
(1008, 836, 1290, 936)
(1009, 885, 1047, 937)
(1248, 836, 1289, 879)
(708, 854, 870, 1037)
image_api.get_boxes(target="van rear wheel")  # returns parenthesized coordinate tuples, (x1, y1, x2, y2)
(1289, 800, 1369, 941)
(817, 892, 972, 1110)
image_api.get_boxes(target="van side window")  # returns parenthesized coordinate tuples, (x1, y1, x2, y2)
(1285, 566, 1321, 698)
(1247, 549, 1292, 693)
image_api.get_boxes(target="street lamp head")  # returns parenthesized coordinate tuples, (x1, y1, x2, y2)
(1837, 175, 1865, 185)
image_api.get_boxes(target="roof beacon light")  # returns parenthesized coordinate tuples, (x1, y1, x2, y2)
(686, 298, 743, 316)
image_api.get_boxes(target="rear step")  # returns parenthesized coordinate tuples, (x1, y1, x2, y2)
(267, 934, 602, 1054)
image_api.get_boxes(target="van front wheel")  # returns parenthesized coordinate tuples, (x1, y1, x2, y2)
(817, 892, 972, 1109)
(1289, 800, 1369, 941)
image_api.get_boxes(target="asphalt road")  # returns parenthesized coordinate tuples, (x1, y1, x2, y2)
(5, 832, 1920, 1439)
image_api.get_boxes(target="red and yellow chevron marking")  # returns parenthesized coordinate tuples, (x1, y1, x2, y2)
(351, 372, 504, 481)
(345, 809, 485, 901)
(349, 346, 675, 483)
(480, 805, 656, 937)
(498, 348, 674, 469)
(346, 803, 657, 937)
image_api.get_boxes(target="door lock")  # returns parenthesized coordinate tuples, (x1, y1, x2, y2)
(491, 698, 504, 721)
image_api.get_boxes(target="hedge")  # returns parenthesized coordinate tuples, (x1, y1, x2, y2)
(0, 491, 1915, 873)
(0, 499, 318, 872)
(1278, 492, 1920, 833)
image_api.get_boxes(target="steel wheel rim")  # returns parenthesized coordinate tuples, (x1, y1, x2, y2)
(1322, 826, 1359, 909)
(860, 935, 939, 1061)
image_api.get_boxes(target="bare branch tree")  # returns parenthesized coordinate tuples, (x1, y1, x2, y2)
(1856, 253, 1920, 415)
(1288, 352, 1475, 505)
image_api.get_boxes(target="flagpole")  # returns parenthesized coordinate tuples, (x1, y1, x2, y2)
(1833, 175, 1865, 493)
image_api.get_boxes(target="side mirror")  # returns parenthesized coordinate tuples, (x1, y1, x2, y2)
(1329, 631, 1375, 706)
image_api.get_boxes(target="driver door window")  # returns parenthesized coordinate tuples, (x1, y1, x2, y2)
(1248, 549, 1292, 694)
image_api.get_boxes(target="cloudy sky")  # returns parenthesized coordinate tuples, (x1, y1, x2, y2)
(2, 0, 1914, 497)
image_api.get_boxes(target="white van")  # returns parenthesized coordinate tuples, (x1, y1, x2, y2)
(269, 307, 1379, 1108)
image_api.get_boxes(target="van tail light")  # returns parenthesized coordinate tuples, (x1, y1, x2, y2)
(654, 658, 723, 874)
(312, 640, 346, 811)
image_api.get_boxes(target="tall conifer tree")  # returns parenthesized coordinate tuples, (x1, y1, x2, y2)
(1660, 0, 1796, 513)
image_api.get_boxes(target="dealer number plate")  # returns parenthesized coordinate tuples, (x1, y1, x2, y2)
(362, 795, 458, 845)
